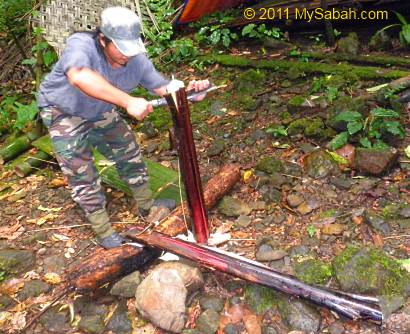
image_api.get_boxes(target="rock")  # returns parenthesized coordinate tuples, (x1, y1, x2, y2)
(106, 300, 132, 334)
(256, 156, 284, 174)
(385, 311, 410, 334)
(17, 279, 50, 300)
(328, 321, 345, 334)
(235, 69, 266, 94)
(294, 259, 333, 285)
(135, 262, 204, 333)
(273, 213, 286, 224)
(251, 201, 267, 211)
(40, 305, 70, 333)
(336, 32, 360, 56)
(0, 249, 35, 275)
(283, 162, 303, 177)
(300, 143, 317, 154)
(224, 323, 246, 334)
(140, 121, 158, 138)
(251, 129, 268, 141)
(399, 206, 410, 218)
(304, 149, 340, 179)
(396, 219, 410, 229)
(287, 194, 303, 208)
(199, 294, 225, 312)
(235, 215, 252, 228)
(297, 200, 319, 215)
(145, 142, 158, 154)
(245, 284, 276, 314)
(330, 176, 353, 190)
(207, 139, 225, 157)
(79, 315, 105, 334)
(354, 147, 399, 175)
(369, 31, 393, 51)
(110, 271, 141, 298)
(290, 245, 311, 258)
(262, 326, 279, 334)
(218, 196, 252, 217)
(379, 294, 406, 318)
(332, 246, 410, 297)
(287, 96, 313, 114)
(196, 309, 220, 334)
(43, 255, 65, 274)
(270, 172, 288, 189)
(256, 244, 287, 262)
(335, 144, 355, 167)
(364, 210, 391, 234)
(260, 186, 282, 204)
(321, 224, 345, 235)
(277, 297, 321, 333)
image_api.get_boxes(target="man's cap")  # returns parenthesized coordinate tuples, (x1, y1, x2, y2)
(100, 7, 146, 57)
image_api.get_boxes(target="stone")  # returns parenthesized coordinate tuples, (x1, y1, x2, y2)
(277, 298, 321, 333)
(378, 294, 406, 318)
(196, 309, 220, 334)
(106, 300, 132, 334)
(145, 142, 158, 154)
(263, 37, 293, 50)
(294, 259, 333, 285)
(260, 186, 282, 204)
(0, 249, 35, 275)
(321, 224, 345, 236)
(218, 196, 252, 217)
(332, 246, 410, 297)
(140, 121, 158, 138)
(290, 245, 310, 258)
(330, 176, 353, 190)
(110, 271, 141, 298)
(270, 172, 288, 189)
(399, 206, 410, 218)
(251, 129, 268, 141)
(336, 32, 360, 56)
(17, 279, 50, 300)
(396, 219, 410, 229)
(207, 139, 225, 157)
(256, 156, 284, 174)
(79, 315, 105, 334)
(273, 213, 286, 224)
(300, 143, 317, 154)
(283, 161, 302, 177)
(251, 201, 267, 211)
(354, 148, 399, 176)
(297, 201, 319, 215)
(235, 215, 252, 228)
(304, 149, 340, 179)
(262, 326, 279, 334)
(245, 284, 276, 314)
(40, 305, 70, 333)
(43, 255, 65, 274)
(256, 244, 287, 262)
(199, 294, 225, 312)
(328, 321, 345, 334)
(135, 262, 204, 333)
(364, 210, 390, 234)
(224, 323, 245, 334)
(287, 194, 303, 208)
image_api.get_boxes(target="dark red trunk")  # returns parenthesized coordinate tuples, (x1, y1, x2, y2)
(166, 88, 209, 243)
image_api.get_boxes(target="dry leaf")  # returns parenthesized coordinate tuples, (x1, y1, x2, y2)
(50, 177, 68, 188)
(27, 213, 58, 226)
(352, 215, 364, 225)
(10, 311, 27, 331)
(0, 278, 25, 295)
(243, 313, 261, 334)
(51, 233, 70, 242)
(38, 205, 62, 212)
(243, 170, 253, 183)
(0, 311, 13, 328)
(0, 223, 25, 240)
(43, 273, 62, 285)
(24, 271, 41, 280)
(371, 233, 384, 248)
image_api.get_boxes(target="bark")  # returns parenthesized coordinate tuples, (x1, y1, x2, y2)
(14, 150, 52, 177)
(0, 128, 43, 164)
(66, 163, 240, 292)
(125, 227, 383, 324)
(166, 88, 209, 243)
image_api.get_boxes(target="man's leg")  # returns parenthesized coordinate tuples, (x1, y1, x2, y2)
(91, 111, 175, 215)
(40, 107, 122, 247)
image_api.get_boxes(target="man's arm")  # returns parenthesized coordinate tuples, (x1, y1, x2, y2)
(152, 79, 210, 100)
(67, 67, 153, 120)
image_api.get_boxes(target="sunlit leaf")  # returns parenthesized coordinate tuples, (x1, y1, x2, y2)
(43, 273, 62, 285)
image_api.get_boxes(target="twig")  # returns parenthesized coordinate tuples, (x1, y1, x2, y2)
(383, 235, 410, 240)
(25, 224, 90, 232)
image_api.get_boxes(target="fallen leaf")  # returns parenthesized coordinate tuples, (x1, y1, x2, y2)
(243, 313, 261, 334)
(51, 233, 70, 242)
(43, 273, 62, 285)
(321, 224, 345, 236)
(0, 223, 25, 240)
(49, 177, 68, 188)
(0, 311, 12, 328)
(10, 311, 26, 331)
(24, 271, 41, 280)
(0, 278, 25, 295)
(243, 170, 253, 183)
(38, 205, 62, 212)
(352, 215, 364, 225)
(27, 213, 58, 226)
(371, 233, 384, 248)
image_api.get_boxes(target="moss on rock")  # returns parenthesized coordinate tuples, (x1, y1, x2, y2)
(244, 284, 277, 314)
(235, 69, 266, 93)
(332, 246, 410, 296)
(256, 156, 284, 174)
(304, 118, 325, 138)
(294, 259, 333, 285)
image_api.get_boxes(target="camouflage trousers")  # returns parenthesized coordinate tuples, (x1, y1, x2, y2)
(40, 106, 149, 214)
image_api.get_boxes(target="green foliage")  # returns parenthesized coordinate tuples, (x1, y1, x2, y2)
(310, 75, 356, 103)
(0, 96, 18, 132)
(266, 125, 288, 137)
(196, 25, 238, 48)
(0, 270, 5, 282)
(165, 38, 198, 63)
(13, 100, 39, 130)
(22, 28, 58, 70)
(241, 23, 282, 40)
(377, 12, 410, 46)
(0, 0, 34, 38)
(307, 225, 317, 238)
(289, 48, 310, 62)
(329, 107, 405, 150)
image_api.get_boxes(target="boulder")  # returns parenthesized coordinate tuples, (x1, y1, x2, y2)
(304, 149, 340, 178)
(0, 249, 35, 275)
(256, 156, 284, 174)
(110, 271, 141, 298)
(336, 32, 360, 56)
(369, 31, 393, 51)
(354, 147, 399, 175)
(218, 196, 252, 217)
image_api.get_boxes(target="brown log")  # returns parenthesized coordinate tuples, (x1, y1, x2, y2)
(66, 163, 240, 292)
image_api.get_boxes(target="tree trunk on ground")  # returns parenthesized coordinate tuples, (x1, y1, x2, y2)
(0, 128, 43, 164)
(67, 163, 241, 292)
(14, 150, 52, 177)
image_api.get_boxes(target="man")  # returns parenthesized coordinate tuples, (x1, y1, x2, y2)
(37, 7, 209, 248)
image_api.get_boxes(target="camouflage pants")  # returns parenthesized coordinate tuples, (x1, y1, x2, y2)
(40, 106, 149, 214)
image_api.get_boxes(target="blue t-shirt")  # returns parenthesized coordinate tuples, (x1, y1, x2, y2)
(37, 32, 169, 120)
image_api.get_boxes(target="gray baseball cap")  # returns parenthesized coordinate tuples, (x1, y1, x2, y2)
(100, 7, 146, 57)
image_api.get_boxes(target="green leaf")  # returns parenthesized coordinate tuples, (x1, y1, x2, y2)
(242, 24, 256, 36)
(397, 258, 410, 273)
(370, 107, 400, 118)
(13, 101, 39, 130)
(359, 137, 372, 148)
(395, 12, 408, 26)
(368, 129, 381, 139)
(333, 111, 363, 123)
(405, 145, 410, 158)
(307, 225, 316, 238)
(43, 51, 57, 68)
(347, 121, 363, 135)
(209, 30, 221, 45)
(22, 58, 36, 66)
(401, 25, 410, 44)
(328, 151, 348, 165)
(329, 131, 349, 150)
(266, 125, 288, 137)
(383, 121, 405, 138)
(373, 140, 389, 149)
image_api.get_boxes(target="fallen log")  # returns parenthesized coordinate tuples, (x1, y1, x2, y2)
(125, 227, 383, 324)
(66, 164, 240, 292)
(0, 128, 42, 164)
(200, 54, 410, 81)
(14, 149, 52, 177)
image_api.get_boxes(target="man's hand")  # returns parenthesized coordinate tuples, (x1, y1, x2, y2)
(186, 79, 210, 101)
(125, 97, 153, 120)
